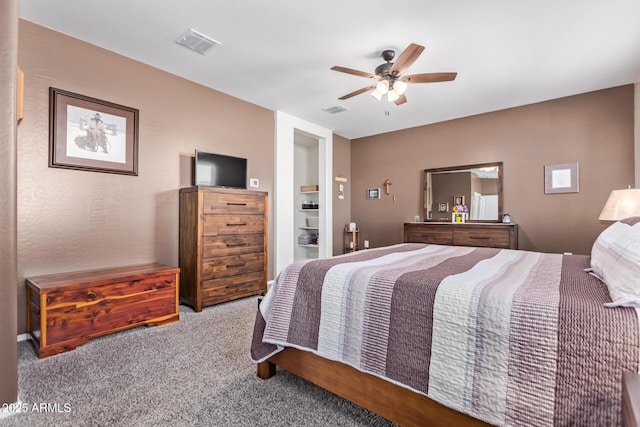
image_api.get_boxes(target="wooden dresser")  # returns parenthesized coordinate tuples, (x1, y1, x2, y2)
(26, 263, 180, 358)
(179, 186, 268, 312)
(404, 222, 518, 249)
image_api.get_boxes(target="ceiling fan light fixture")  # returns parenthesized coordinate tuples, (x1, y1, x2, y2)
(376, 79, 389, 95)
(332, 42, 456, 107)
(393, 80, 408, 96)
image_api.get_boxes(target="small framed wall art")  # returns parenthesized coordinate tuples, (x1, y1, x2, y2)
(544, 162, 579, 194)
(367, 188, 381, 200)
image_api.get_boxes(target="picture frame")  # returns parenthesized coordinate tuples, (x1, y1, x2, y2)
(438, 202, 449, 212)
(452, 212, 467, 223)
(367, 188, 381, 200)
(544, 162, 579, 194)
(49, 87, 139, 175)
(453, 195, 465, 206)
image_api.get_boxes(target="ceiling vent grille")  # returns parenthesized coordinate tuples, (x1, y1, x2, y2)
(322, 105, 350, 114)
(175, 29, 221, 55)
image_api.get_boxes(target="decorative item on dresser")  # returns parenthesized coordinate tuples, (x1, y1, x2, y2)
(179, 186, 268, 312)
(404, 222, 518, 249)
(26, 263, 180, 358)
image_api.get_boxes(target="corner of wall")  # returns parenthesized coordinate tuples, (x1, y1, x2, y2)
(0, 0, 19, 408)
(635, 82, 640, 188)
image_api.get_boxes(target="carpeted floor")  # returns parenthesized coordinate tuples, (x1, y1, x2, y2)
(2, 296, 395, 426)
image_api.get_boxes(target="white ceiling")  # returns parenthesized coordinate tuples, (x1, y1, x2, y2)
(19, 0, 640, 140)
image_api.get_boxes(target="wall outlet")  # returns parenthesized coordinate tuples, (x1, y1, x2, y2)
(364, 240, 369, 249)
(249, 178, 259, 188)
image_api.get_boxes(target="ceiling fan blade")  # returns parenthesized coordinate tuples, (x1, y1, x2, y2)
(331, 66, 376, 79)
(404, 72, 458, 83)
(338, 85, 376, 100)
(394, 94, 407, 106)
(389, 43, 425, 76)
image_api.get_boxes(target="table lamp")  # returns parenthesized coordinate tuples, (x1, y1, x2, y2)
(598, 187, 640, 221)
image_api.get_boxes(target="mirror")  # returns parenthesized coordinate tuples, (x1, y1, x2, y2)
(423, 162, 503, 222)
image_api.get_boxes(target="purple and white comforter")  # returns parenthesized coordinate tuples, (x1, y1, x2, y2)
(251, 244, 640, 426)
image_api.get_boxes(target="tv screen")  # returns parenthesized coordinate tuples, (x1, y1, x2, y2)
(194, 150, 247, 189)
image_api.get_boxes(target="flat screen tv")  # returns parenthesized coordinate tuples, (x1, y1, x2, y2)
(194, 150, 247, 189)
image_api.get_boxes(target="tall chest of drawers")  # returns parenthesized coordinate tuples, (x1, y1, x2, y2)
(179, 186, 268, 312)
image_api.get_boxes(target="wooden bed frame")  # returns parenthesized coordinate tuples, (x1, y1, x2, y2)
(259, 350, 640, 426)
(257, 348, 490, 427)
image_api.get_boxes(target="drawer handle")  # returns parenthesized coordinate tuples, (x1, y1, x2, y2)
(227, 202, 247, 206)
(469, 236, 490, 240)
(226, 262, 246, 268)
(227, 223, 247, 226)
(226, 243, 248, 247)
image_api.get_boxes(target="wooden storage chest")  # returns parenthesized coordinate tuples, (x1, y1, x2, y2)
(179, 186, 268, 312)
(26, 263, 180, 358)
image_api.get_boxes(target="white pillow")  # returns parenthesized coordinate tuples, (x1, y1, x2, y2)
(591, 217, 640, 307)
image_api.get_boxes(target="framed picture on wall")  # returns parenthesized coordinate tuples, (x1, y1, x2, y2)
(367, 188, 381, 199)
(544, 162, 579, 194)
(49, 87, 139, 175)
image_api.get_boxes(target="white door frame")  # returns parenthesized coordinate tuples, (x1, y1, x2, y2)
(274, 111, 333, 276)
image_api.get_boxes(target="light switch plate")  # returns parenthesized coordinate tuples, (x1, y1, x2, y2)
(249, 178, 259, 188)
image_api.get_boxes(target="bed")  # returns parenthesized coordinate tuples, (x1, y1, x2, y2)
(251, 217, 640, 426)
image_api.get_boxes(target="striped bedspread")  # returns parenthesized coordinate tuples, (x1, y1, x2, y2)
(251, 244, 640, 426)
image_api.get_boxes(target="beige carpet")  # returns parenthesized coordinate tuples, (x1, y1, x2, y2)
(4, 296, 395, 426)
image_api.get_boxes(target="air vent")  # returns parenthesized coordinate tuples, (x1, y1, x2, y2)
(322, 105, 350, 114)
(175, 29, 221, 55)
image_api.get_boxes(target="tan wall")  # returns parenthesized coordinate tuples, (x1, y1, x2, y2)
(636, 83, 640, 187)
(1, 0, 19, 407)
(16, 20, 275, 334)
(332, 134, 351, 255)
(351, 85, 635, 255)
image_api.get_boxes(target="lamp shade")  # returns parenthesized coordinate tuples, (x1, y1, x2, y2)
(394, 80, 408, 96)
(387, 90, 400, 103)
(376, 79, 389, 95)
(370, 89, 384, 100)
(598, 188, 640, 221)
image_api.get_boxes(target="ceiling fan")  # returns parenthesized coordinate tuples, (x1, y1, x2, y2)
(331, 43, 457, 105)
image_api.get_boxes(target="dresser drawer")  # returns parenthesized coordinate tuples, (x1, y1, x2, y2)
(203, 192, 265, 215)
(202, 234, 264, 257)
(453, 228, 511, 248)
(203, 214, 265, 235)
(405, 226, 453, 245)
(404, 222, 517, 249)
(202, 253, 264, 279)
(202, 271, 265, 306)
